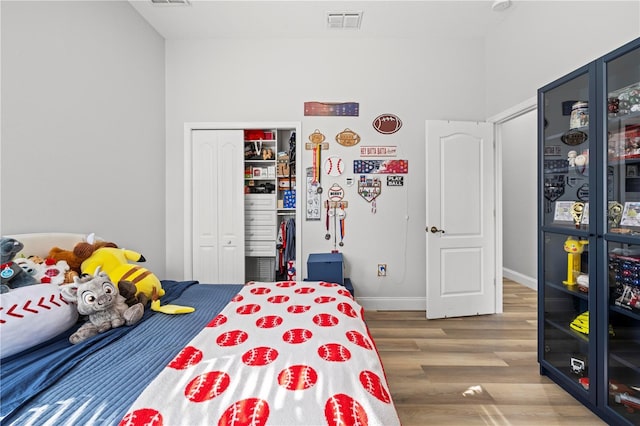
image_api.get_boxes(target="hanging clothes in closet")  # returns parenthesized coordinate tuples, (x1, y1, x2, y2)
(276, 218, 296, 279)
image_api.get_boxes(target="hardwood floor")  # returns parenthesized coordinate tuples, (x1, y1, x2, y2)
(365, 279, 606, 425)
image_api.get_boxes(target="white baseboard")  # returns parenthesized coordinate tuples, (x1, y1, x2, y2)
(356, 297, 426, 311)
(503, 268, 537, 291)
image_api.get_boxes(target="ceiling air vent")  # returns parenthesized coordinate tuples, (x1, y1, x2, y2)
(327, 11, 363, 30)
(150, 0, 191, 5)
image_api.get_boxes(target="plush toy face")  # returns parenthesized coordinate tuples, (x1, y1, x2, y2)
(1, 238, 38, 292)
(1, 238, 23, 264)
(14, 257, 39, 277)
(62, 271, 120, 316)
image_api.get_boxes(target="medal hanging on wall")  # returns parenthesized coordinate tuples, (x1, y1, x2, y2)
(312, 143, 323, 194)
(325, 200, 331, 240)
(337, 203, 346, 247)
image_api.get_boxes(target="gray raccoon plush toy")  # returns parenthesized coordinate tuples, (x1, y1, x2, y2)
(61, 267, 144, 344)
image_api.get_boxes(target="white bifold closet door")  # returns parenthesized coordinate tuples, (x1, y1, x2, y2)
(191, 129, 245, 284)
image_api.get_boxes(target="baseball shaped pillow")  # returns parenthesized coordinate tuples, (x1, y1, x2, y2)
(0, 284, 78, 358)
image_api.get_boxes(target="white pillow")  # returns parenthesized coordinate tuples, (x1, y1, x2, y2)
(0, 284, 78, 359)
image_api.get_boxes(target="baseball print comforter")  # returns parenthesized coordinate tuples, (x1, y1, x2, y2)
(120, 280, 400, 426)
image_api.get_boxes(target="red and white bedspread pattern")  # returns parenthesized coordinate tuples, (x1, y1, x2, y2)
(120, 281, 400, 426)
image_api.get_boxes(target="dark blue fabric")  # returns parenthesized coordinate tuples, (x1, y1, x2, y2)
(0, 281, 242, 425)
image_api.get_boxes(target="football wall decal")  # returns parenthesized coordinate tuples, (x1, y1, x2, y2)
(373, 114, 402, 134)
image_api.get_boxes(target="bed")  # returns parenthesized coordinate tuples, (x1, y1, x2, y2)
(0, 233, 399, 426)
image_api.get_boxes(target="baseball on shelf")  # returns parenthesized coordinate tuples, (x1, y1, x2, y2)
(323, 156, 344, 176)
(372, 113, 403, 134)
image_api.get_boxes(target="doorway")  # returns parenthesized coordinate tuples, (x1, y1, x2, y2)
(491, 97, 538, 291)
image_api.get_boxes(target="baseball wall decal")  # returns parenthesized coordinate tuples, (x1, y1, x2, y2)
(324, 156, 344, 176)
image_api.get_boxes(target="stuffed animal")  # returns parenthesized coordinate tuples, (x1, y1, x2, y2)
(48, 240, 117, 277)
(60, 268, 144, 344)
(15, 256, 71, 285)
(118, 279, 149, 307)
(81, 247, 165, 301)
(81, 247, 194, 315)
(14, 257, 39, 278)
(1, 237, 38, 293)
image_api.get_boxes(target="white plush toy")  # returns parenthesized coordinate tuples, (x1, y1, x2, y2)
(15, 257, 70, 285)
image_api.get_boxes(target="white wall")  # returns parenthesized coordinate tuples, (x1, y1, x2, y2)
(501, 109, 538, 289)
(165, 36, 486, 308)
(485, 1, 639, 117)
(1, 1, 167, 274)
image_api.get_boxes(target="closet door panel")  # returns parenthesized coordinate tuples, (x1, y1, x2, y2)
(191, 130, 244, 283)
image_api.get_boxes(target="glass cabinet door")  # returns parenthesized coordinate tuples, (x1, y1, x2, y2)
(542, 231, 591, 392)
(539, 67, 594, 396)
(605, 43, 640, 423)
(541, 72, 591, 231)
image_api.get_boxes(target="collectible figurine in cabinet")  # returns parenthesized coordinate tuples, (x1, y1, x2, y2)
(563, 237, 588, 286)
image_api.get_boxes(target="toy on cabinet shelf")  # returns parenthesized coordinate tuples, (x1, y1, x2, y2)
(563, 237, 588, 286)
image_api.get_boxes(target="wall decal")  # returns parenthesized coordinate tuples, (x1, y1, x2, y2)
(304, 102, 359, 116)
(387, 176, 404, 186)
(372, 114, 402, 134)
(354, 159, 408, 174)
(324, 156, 345, 176)
(360, 146, 397, 157)
(335, 128, 361, 147)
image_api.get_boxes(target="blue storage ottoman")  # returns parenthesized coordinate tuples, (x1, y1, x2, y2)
(307, 253, 344, 285)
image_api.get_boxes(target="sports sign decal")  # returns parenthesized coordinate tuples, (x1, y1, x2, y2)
(358, 176, 381, 202)
(327, 183, 345, 201)
(353, 159, 408, 174)
(360, 146, 397, 157)
(304, 102, 359, 116)
(372, 114, 402, 134)
(387, 176, 404, 186)
(335, 128, 361, 147)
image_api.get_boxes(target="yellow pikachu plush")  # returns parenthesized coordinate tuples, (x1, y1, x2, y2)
(81, 247, 164, 300)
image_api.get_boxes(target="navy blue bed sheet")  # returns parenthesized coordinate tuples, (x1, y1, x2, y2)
(0, 281, 242, 426)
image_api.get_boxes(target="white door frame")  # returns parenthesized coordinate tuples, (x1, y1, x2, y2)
(488, 96, 538, 303)
(183, 121, 302, 281)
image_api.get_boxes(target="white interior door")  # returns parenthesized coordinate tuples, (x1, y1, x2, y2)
(192, 129, 245, 283)
(425, 120, 495, 319)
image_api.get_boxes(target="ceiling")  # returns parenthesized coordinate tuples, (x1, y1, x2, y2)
(127, 0, 514, 40)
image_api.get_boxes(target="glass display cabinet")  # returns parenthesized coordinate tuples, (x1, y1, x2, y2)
(538, 37, 640, 425)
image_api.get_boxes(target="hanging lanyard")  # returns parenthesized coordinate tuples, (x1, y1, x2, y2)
(338, 204, 346, 246)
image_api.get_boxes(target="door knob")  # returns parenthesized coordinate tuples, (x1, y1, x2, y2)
(430, 226, 445, 234)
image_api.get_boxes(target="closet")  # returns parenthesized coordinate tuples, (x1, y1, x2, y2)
(185, 122, 302, 284)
